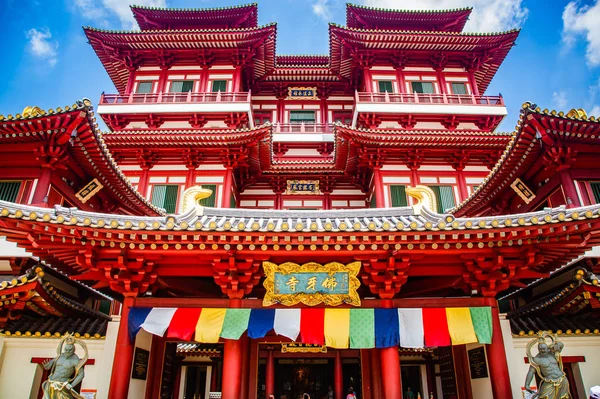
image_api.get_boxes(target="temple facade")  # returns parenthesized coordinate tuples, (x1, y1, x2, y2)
(0, 3, 600, 399)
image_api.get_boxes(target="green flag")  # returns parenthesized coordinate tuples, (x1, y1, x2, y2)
(220, 308, 251, 340)
(350, 308, 375, 348)
(469, 307, 493, 344)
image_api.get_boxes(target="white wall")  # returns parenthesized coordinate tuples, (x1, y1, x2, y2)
(466, 343, 493, 399)
(127, 329, 152, 399)
(501, 315, 600, 399)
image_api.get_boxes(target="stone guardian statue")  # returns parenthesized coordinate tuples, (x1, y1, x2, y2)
(42, 333, 88, 399)
(524, 332, 570, 399)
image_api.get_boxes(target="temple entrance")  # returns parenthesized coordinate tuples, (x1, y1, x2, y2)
(276, 359, 331, 399)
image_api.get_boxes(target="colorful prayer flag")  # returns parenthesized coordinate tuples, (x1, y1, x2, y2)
(274, 309, 301, 341)
(324, 308, 350, 348)
(422, 308, 451, 347)
(220, 308, 251, 340)
(300, 308, 325, 345)
(350, 308, 375, 349)
(446, 308, 478, 345)
(195, 308, 226, 343)
(469, 307, 493, 344)
(140, 308, 177, 337)
(374, 308, 400, 348)
(398, 308, 424, 348)
(167, 308, 202, 341)
(248, 309, 275, 339)
(128, 307, 152, 343)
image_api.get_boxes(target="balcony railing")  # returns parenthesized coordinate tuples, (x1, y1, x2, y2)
(355, 91, 504, 106)
(100, 91, 251, 105)
(273, 123, 332, 134)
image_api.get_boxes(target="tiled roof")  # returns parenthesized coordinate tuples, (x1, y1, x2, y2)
(2, 315, 108, 339)
(509, 314, 600, 337)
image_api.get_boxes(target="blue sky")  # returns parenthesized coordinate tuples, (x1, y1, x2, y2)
(1, 0, 599, 132)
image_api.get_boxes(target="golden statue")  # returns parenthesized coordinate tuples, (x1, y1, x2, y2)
(42, 334, 88, 399)
(524, 332, 570, 399)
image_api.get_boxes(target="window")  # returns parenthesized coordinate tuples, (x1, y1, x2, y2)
(390, 185, 408, 207)
(211, 80, 227, 92)
(451, 83, 468, 95)
(151, 184, 179, 213)
(198, 185, 217, 207)
(411, 82, 435, 94)
(136, 82, 153, 94)
(590, 182, 600, 203)
(429, 185, 455, 213)
(254, 113, 271, 125)
(333, 113, 352, 125)
(169, 80, 194, 93)
(289, 111, 316, 124)
(0, 181, 20, 202)
(378, 81, 394, 93)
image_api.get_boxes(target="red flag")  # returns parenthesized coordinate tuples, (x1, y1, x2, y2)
(167, 308, 202, 341)
(300, 308, 325, 345)
(422, 308, 451, 347)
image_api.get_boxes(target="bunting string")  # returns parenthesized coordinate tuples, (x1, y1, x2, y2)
(129, 306, 493, 349)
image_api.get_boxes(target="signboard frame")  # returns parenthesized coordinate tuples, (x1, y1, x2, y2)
(131, 347, 150, 380)
(468, 346, 489, 379)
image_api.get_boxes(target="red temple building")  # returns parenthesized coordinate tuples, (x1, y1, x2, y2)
(1, 3, 600, 399)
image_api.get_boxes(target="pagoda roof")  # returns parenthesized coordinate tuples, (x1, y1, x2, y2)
(84, 24, 277, 93)
(452, 104, 600, 217)
(2, 315, 109, 338)
(0, 264, 111, 329)
(131, 3, 259, 31)
(329, 25, 519, 93)
(0, 100, 163, 216)
(508, 313, 600, 337)
(276, 55, 330, 67)
(346, 4, 472, 32)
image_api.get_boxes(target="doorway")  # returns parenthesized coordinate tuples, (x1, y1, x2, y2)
(181, 365, 211, 399)
(401, 365, 423, 399)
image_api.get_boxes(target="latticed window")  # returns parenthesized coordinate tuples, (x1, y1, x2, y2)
(197, 185, 217, 207)
(389, 185, 408, 207)
(411, 82, 435, 94)
(0, 181, 20, 202)
(429, 185, 456, 213)
(211, 80, 227, 92)
(289, 111, 316, 124)
(378, 81, 393, 93)
(451, 83, 468, 95)
(590, 182, 600, 204)
(151, 185, 179, 213)
(136, 82, 153, 94)
(169, 80, 194, 93)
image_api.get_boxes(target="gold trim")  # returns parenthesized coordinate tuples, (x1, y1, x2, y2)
(262, 261, 361, 307)
(406, 185, 437, 213)
(281, 343, 327, 353)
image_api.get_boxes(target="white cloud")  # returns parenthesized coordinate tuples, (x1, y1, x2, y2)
(552, 90, 568, 109)
(359, 0, 528, 33)
(25, 28, 58, 67)
(562, 1, 600, 67)
(74, 0, 167, 30)
(312, 0, 332, 21)
(590, 105, 600, 117)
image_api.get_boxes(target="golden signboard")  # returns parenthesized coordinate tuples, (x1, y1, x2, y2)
(281, 343, 327, 353)
(286, 180, 320, 195)
(287, 87, 318, 100)
(510, 178, 536, 204)
(75, 178, 104, 204)
(262, 261, 361, 307)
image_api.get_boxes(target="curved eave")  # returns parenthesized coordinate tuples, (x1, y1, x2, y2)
(452, 104, 600, 217)
(0, 101, 163, 216)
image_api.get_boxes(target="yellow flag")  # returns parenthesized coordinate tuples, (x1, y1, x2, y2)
(195, 308, 227, 343)
(446, 307, 478, 345)
(324, 308, 350, 348)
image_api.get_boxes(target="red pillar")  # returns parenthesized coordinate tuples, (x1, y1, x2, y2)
(137, 167, 151, 199)
(559, 169, 581, 207)
(222, 299, 243, 399)
(436, 69, 447, 95)
(380, 299, 401, 399)
(360, 350, 372, 399)
(240, 335, 251, 399)
(222, 168, 233, 208)
(108, 296, 136, 399)
(265, 348, 275, 398)
(185, 167, 196, 190)
(370, 349, 382, 398)
(485, 300, 512, 399)
(233, 67, 242, 92)
(468, 70, 480, 96)
(335, 350, 343, 399)
(456, 168, 469, 202)
(395, 68, 406, 94)
(31, 167, 52, 206)
(373, 167, 385, 208)
(364, 67, 373, 92)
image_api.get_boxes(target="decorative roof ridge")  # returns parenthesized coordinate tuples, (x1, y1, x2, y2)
(0, 101, 86, 122)
(83, 22, 276, 35)
(346, 3, 473, 14)
(450, 102, 600, 214)
(330, 22, 520, 37)
(102, 124, 272, 136)
(336, 124, 513, 136)
(35, 263, 114, 301)
(130, 3, 258, 12)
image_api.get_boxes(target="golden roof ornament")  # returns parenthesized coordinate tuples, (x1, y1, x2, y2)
(406, 185, 438, 214)
(565, 108, 587, 119)
(22, 106, 45, 118)
(181, 186, 214, 213)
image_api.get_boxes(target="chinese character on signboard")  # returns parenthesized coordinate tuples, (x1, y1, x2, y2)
(75, 178, 104, 204)
(510, 178, 536, 204)
(287, 87, 318, 100)
(286, 180, 320, 195)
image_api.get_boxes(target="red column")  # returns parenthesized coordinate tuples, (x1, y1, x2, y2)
(31, 167, 52, 206)
(157, 67, 169, 93)
(559, 169, 581, 207)
(222, 298, 243, 399)
(335, 350, 343, 399)
(137, 167, 151, 199)
(410, 168, 419, 189)
(201, 66, 210, 92)
(380, 299, 401, 399)
(364, 68, 373, 92)
(265, 348, 275, 398)
(370, 349, 382, 398)
(456, 169, 469, 202)
(125, 69, 136, 94)
(436, 69, 447, 95)
(185, 167, 196, 190)
(373, 167, 385, 208)
(222, 168, 233, 208)
(360, 350, 372, 399)
(108, 296, 136, 399)
(320, 96, 328, 124)
(485, 300, 512, 399)
(233, 67, 242, 92)
(468, 70, 480, 96)
(395, 68, 406, 94)
(240, 335, 251, 399)
(323, 192, 331, 210)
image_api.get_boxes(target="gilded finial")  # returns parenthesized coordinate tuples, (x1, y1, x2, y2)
(181, 186, 214, 213)
(406, 185, 438, 214)
(566, 108, 587, 119)
(22, 106, 44, 118)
